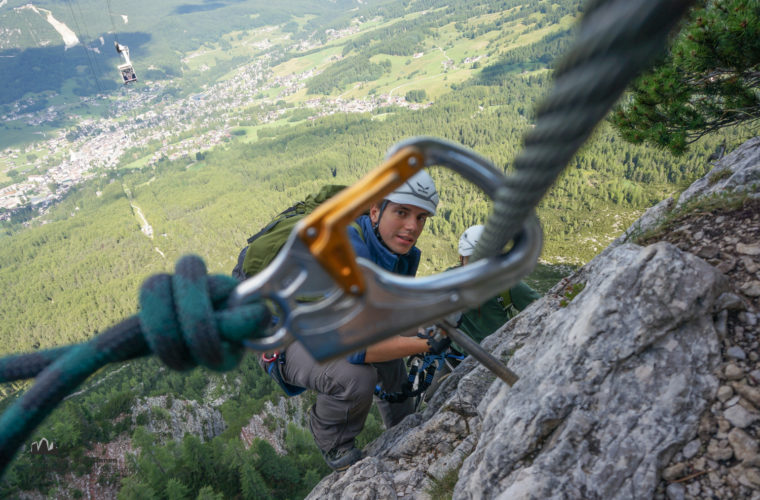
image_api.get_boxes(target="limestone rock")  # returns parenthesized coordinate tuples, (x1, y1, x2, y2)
(130, 395, 225, 442)
(310, 242, 729, 499)
(724, 404, 760, 429)
(707, 439, 733, 461)
(665, 482, 685, 500)
(676, 137, 760, 208)
(728, 428, 759, 462)
(741, 281, 760, 298)
(737, 243, 760, 256)
(727, 346, 747, 361)
(662, 462, 687, 481)
(308, 457, 400, 500)
(732, 382, 760, 408)
(240, 397, 307, 454)
(725, 363, 745, 381)
(682, 439, 701, 460)
(718, 385, 734, 402)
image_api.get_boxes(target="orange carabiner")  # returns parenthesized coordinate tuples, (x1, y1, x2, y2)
(298, 146, 425, 295)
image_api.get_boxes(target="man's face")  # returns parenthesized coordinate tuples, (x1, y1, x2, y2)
(370, 202, 430, 254)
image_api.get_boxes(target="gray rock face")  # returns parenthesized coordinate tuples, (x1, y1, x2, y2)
(240, 396, 309, 454)
(308, 242, 730, 499)
(456, 243, 727, 500)
(676, 137, 760, 208)
(131, 395, 226, 442)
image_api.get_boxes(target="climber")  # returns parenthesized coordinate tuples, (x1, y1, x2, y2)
(264, 171, 448, 471)
(422, 225, 541, 401)
(455, 225, 541, 344)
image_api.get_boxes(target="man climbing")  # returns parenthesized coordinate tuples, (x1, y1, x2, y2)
(454, 224, 541, 343)
(421, 225, 541, 402)
(273, 171, 446, 471)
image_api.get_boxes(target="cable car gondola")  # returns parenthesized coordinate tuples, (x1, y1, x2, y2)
(114, 41, 137, 84)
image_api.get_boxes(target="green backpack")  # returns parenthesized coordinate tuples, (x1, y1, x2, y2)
(232, 185, 361, 280)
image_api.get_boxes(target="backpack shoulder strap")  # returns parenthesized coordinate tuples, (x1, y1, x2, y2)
(349, 221, 364, 242)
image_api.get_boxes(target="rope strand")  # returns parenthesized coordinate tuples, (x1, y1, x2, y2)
(472, 0, 695, 262)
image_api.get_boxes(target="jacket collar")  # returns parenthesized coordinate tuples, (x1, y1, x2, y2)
(357, 215, 420, 276)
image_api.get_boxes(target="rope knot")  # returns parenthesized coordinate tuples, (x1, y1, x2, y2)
(138, 255, 269, 372)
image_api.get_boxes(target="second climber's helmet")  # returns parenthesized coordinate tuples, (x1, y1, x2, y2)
(458, 225, 485, 257)
(384, 170, 439, 216)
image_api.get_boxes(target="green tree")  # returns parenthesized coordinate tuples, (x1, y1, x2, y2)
(166, 478, 191, 500)
(117, 478, 159, 500)
(240, 462, 271, 500)
(405, 89, 428, 103)
(611, 0, 760, 155)
(195, 486, 224, 500)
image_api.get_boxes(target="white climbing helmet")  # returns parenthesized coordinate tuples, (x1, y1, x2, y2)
(385, 170, 439, 216)
(458, 225, 485, 257)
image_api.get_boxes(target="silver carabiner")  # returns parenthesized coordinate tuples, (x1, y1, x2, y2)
(229, 137, 542, 361)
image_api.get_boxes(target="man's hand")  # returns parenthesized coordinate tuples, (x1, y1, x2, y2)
(425, 328, 451, 355)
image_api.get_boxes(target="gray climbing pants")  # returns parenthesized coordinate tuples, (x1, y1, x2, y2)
(280, 341, 415, 453)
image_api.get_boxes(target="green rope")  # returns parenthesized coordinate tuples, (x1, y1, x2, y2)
(0, 255, 270, 474)
(472, 0, 695, 262)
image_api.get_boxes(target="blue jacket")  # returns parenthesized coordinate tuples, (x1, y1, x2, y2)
(346, 214, 421, 363)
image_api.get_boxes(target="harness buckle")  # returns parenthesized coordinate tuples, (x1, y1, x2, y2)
(261, 352, 279, 363)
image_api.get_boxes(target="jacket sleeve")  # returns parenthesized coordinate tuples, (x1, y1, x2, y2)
(509, 281, 542, 311)
(347, 351, 367, 364)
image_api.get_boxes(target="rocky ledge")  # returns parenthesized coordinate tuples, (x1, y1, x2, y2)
(642, 198, 760, 499)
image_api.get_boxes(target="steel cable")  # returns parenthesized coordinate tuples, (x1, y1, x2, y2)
(472, 0, 695, 261)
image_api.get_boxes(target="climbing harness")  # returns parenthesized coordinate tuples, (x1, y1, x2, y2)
(374, 327, 466, 405)
(0, 0, 696, 477)
(260, 351, 306, 397)
(374, 352, 465, 403)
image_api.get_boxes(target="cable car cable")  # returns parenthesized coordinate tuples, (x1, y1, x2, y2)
(64, 0, 103, 94)
(73, 0, 106, 89)
(105, 0, 120, 43)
